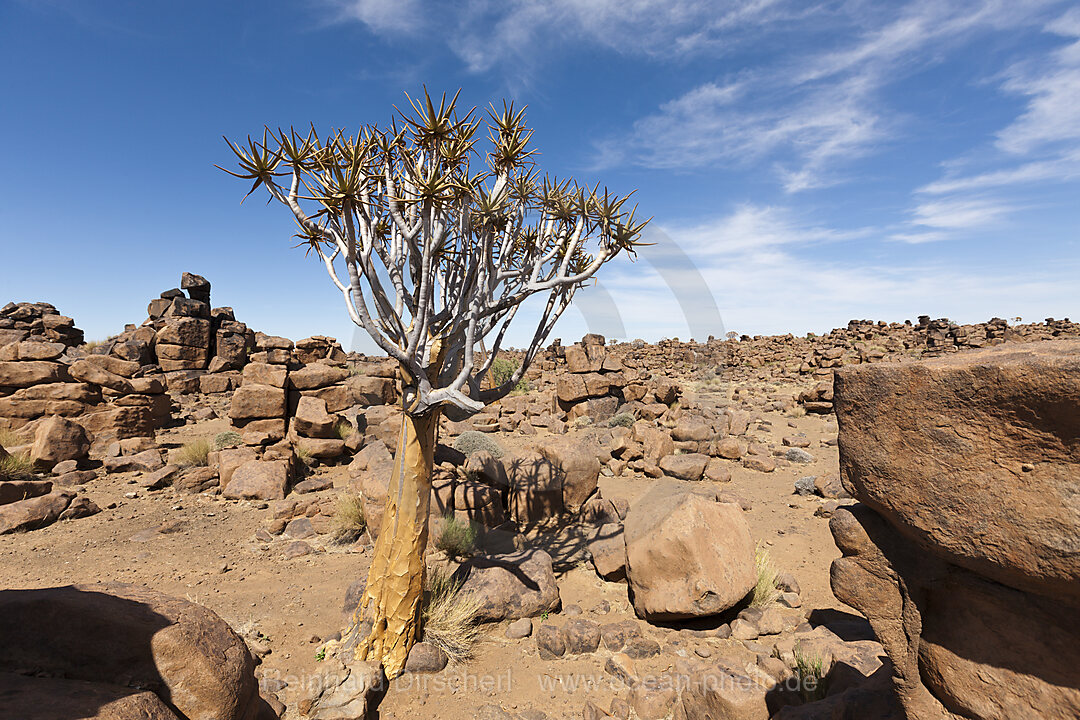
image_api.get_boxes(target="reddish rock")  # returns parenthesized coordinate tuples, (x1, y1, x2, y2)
(30, 415, 91, 470)
(624, 482, 754, 621)
(222, 460, 290, 501)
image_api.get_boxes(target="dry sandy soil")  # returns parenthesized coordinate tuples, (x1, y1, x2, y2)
(0, 378, 854, 719)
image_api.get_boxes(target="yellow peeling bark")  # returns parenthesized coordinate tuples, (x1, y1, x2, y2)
(353, 409, 440, 679)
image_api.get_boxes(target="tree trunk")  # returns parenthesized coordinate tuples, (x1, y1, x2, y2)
(350, 409, 440, 679)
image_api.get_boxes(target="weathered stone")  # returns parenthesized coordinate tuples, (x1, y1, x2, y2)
(0, 583, 261, 720)
(30, 415, 90, 470)
(155, 317, 211, 348)
(659, 452, 709, 481)
(834, 339, 1080, 599)
(242, 362, 288, 388)
(588, 523, 626, 581)
(347, 375, 396, 405)
(506, 451, 563, 523)
(83, 354, 140, 378)
(536, 624, 566, 659)
(404, 642, 449, 673)
(0, 479, 52, 506)
(563, 618, 601, 654)
(222, 460, 290, 501)
(0, 672, 181, 720)
(456, 548, 561, 622)
(289, 363, 348, 390)
(506, 617, 533, 639)
(539, 437, 600, 510)
(624, 482, 755, 620)
(464, 450, 509, 490)
(103, 449, 165, 474)
(0, 490, 74, 533)
(0, 361, 70, 388)
(293, 396, 336, 438)
(229, 383, 285, 420)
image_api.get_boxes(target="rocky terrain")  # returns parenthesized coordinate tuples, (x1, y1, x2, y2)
(1, 273, 1077, 720)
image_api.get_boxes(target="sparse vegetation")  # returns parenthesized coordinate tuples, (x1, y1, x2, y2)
(421, 565, 484, 664)
(434, 514, 477, 558)
(330, 494, 367, 544)
(213, 430, 242, 450)
(491, 356, 530, 394)
(793, 643, 830, 702)
(750, 545, 782, 609)
(607, 412, 635, 428)
(334, 420, 355, 440)
(452, 431, 504, 459)
(296, 447, 315, 467)
(786, 406, 807, 418)
(571, 416, 593, 429)
(0, 428, 26, 449)
(177, 438, 211, 467)
(0, 452, 35, 481)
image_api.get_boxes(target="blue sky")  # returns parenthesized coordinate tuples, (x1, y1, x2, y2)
(1, 0, 1078, 350)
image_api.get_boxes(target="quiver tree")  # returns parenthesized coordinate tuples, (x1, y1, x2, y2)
(221, 89, 648, 678)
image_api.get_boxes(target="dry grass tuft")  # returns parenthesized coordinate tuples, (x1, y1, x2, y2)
(0, 428, 27, 449)
(330, 494, 366, 544)
(749, 545, 782, 609)
(421, 565, 484, 664)
(334, 421, 355, 440)
(0, 452, 36, 481)
(177, 438, 211, 467)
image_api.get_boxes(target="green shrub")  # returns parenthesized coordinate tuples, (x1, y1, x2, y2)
(213, 431, 242, 450)
(793, 643, 830, 702)
(607, 412, 634, 428)
(434, 514, 476, 558)
(177, 438, 211, 467)
(452, 431, 504, 459)
(491, 356, 530, 393)
(571, 416, 593, 429)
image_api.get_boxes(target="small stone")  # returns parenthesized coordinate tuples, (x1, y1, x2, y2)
(505, 617, 533, 639)
(536, 625, 566, 660)
(785, 447, 814, 463)
(404, 641, 449, 673)
(563, 618, 601, 654)
(730, 618, 759, 640)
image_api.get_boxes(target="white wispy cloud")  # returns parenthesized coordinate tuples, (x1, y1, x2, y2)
(548, 202, 1079, 341)
(595, 1, 1065, 191)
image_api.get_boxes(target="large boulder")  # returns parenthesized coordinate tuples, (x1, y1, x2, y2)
(831, 339, 1080, 720)
(29, 415, 91, 470)
(293, 396, 336, 439)
(0, 672, 180, 720)
(0, 583, 265, 720)
(455, 548, 561, 622)
(505, 450, 563, 523)
(538, 437, 601, 510)
(222, 460, 290, 501)
(0, 360, 71, 388)
(229, 384, 285, 421)
(348, 441, 394, 539)
(835, 339, 1080, 599)
(623, 482, 755, 620)
(0, 489, 74, 534)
